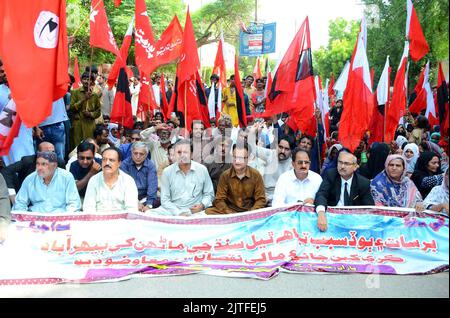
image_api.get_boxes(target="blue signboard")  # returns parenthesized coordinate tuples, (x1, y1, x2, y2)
(240, 22, 276, 56)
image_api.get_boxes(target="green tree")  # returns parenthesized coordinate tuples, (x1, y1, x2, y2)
(313, 18, 360, 81)
(363, 0, 449, 88)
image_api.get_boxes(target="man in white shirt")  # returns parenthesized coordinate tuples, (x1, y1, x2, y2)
(83, 147, 138, 213)
(272, 148, 322, 206)
(149, 139, 214, 217)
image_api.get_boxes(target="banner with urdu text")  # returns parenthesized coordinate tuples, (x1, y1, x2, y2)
(0, 204, 448, 285)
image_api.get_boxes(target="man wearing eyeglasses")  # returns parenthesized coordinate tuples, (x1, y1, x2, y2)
(206, 144, 266, 214)
(272, 148, 322, 207)
(69, 141, 102, 198)
(314, 149, 374, 232)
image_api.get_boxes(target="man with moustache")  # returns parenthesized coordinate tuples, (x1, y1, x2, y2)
(83, 147, 138, 213)
(272, 148, 322, 206)
(148, 139, 214, 216)
(314, 149, 374, 232)
(13, 151, 81, 212)
(249, 122, 294, 205)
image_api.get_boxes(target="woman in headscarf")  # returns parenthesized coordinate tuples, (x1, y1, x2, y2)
(411, 151, 443, 198)
(403, 143, 420, 177)
(395, 135, 408, 150)
(321, 143, 343, 176)
(370, 155, 424, 211)
(358, 142, 391, 180)
(424, 168, 449, 214)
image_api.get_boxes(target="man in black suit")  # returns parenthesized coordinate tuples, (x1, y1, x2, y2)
(0, 142, 65, 204)
(314, 149, 374, 232)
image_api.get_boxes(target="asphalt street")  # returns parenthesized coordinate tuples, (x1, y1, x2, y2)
(0, 271, 447, 298)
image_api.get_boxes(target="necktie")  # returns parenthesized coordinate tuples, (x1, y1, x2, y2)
(344, 182, 351, 206)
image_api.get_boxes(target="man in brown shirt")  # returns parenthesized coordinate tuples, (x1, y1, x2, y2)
(206, 144, 266, 214)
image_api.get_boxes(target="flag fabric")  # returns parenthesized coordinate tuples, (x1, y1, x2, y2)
(136, 71, 157, 122)
(110, 68, 133, 128)
(437, 63, 449, 140)
(209, 35, 226, 118)
(328, 72, 335, 107)
(406, 0, 429, 62)
(265, 17, 316, 133)
(339, 22, 374, 152)
(410, 62, 436, 121)
(0, 0, 70, 128)
(73, 57, 81, 90)
(234, 55, 247, 128)
(148, 16, 183, 74)
(369, 56, 391, 144)
(134, 0, 155, 74)
(253, 57, 262, 86)
(168, 8, 210, 131)
(107, 17, 134, 89)
(114, 0, 122, 7)
(0, 100, 22, 156)
(160, 73, 170, 120)
(386, 42, 409, 143)
(333, 60, 350, 98)
(178, 8, 200, 84)
(89, 0, 122, 60)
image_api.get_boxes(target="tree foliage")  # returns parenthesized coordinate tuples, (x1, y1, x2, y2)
(67, 0, 255, 73)
(313, 18, 360, 80)
(313, 0, 448, 89)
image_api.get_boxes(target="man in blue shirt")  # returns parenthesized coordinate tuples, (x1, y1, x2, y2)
(13, 151, 81, 212)
(120, 141, 158, 212)
(69, 141, 102, 198)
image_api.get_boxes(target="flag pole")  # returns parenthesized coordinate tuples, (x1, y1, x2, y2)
(315, 106, 322, 168)
(71, 0, 103, 38)
(184, 83, 188, 129)
(86, 47, 94, 112)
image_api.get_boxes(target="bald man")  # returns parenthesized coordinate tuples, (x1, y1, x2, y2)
(0, 142, 66, 204)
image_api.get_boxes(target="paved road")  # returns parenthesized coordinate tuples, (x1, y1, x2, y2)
(1, 271, 447, 298)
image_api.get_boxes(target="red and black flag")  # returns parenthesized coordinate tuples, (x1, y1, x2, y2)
(110, 68, 134, 129)
(437, 63, 449, 140)
(234, 55, 247, 128)
(265, 17, 315, 134)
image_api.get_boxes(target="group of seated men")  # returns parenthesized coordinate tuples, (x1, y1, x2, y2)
(0, 116, 448, 243)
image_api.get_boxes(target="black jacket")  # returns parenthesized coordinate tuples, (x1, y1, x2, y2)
(314, 168, 374, 209)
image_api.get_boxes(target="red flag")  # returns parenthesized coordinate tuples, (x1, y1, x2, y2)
(73, 57, 81, 90)
(437, 63, 449, 140)
(234, 55, 247, 128)
(107, 18, 134, 89)
(160, 73, 170, 120)
(114, 0, 122, 7)
(406, 0, 429, 62)
(339, 25, 374, 152)
(134, 0, 155, 74)
(328, 72, 335, 107)
(178, 8, 200, 83)
(0, 100, 22, 156)
(369, 56, 391, 144)
(266, 17, 316, 125)
(213, 36, 227, 88)
(167, 7, 210, 131)
(170, 72, 210, 131)
(252, 57, 262, 86)
(136, 72, 157, 122)
(386, 42, 409, 142)
(0, 0, 69, 128)
(150, 16, 183, 73)
(89, 0, 122, 61)
(110, 68, 134, 128)
(410, 62, 434, 115)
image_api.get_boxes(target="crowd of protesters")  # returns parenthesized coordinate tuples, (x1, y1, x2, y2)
(0, 60, 448, 242)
